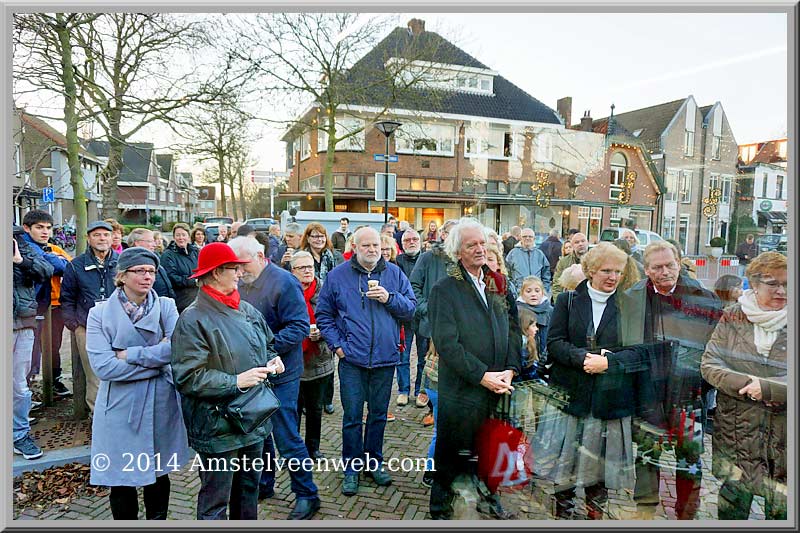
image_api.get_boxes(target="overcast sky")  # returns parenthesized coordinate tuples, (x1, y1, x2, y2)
(231, 11, 787, 174)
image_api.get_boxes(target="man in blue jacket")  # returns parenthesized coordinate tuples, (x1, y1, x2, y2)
(316, 227, 417, 496)
(229, 236, 320, 520)
(59, 220, 118, 414)
(505, 227, 552, 294)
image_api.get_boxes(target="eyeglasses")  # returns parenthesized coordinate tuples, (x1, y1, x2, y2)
(222, 266, 244, 273)
(403, 237, 420, 243)
(292, 265, 314, 271)
(759, 279, 787, 290)
(309, 234, 326, 239)
(128, 268, 157, 277)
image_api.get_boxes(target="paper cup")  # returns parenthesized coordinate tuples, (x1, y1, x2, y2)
(368, 280, 379, 290)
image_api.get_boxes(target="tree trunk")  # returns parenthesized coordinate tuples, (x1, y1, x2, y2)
(99, 132, 124, 222)
(238, 172, 247, 219)
(56, 15, 89, 254)
(217, 155, 227, 216)
(323, 121, 337, 212)
(228, 175, 239, 220)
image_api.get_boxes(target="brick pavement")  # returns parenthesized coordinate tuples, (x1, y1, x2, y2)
(15, 342, 766, 521)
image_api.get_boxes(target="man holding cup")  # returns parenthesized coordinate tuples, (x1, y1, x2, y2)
(316, 227, 417, 496)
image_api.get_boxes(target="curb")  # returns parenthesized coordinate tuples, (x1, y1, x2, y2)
(13, 445, 91, 478)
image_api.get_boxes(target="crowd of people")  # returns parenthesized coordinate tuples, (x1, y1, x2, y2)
(11, 211, 786, 521)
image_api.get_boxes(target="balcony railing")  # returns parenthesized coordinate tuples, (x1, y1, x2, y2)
(299, 174, 457, 193)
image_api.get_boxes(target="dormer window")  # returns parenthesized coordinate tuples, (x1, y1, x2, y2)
(387, 58, 496, 96)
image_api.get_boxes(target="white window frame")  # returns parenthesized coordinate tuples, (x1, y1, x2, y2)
(776, 175, 784, 200)
(721, 175, 732, 204)
(706, 217, 719, 246)
(684, 130, 695, 157)
(663, 216, 676, 240)
(609, 207, 621, 227)
(159, 188, 166, 202)
(609, 152, 627, 201)
(465, 124, 516, 160)
(665, 169, 679, 202)
(708, 173, 720, 193)
(148, 185, 156, 201)
(762, 172, 769, 198)
(396, 122, 455, 157)
(679, 170, 692, 203)
(678, 215, 691, 254)
(169, 190, 174, 203)
(577, 206, 590, 234)
(317, 116, 366, 153)
(712, 135, 722, 160)
(299, 131, 311, 161)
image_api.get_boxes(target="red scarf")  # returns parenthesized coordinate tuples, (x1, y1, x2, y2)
(302, 279, 320, 361)
(201, 284, 241, 310)
(485, 268, 508, 297)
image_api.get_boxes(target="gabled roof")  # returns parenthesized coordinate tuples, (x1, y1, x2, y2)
(338, 26, 562, 125)
(750, 139, 787, 165)
(18, 111, 101, 162)
(156, 154, 173, 181)
(583, 98, 686, 153)
(84, 140, 155, 182)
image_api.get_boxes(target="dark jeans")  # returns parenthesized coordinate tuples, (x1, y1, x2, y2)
(322, 368, 335, 406)
(298, 375, 329, 455)
(28, 307, 65, 381)
(109, 474, 170, 520)
(719, 478, 787, 520)
(259, 378, 319, 500)
(338, 358, 394, 476)
(196, 441, 263, 520)
(414, 335, 429, 397)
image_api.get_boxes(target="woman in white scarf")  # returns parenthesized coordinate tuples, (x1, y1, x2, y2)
(701, 251, 787, 520)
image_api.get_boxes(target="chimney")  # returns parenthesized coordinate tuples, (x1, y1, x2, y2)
(408, 18, 426, 36)
(580, 110, 593, 132)
(557, 97, 572, 128)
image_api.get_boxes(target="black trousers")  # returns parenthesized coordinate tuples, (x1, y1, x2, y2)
(322, 370, 334, 406)
(297, 375, 328, 454)
(28, 306, 65, 382)
(108, 473, 171, 520)
(196, 440, 263, 520)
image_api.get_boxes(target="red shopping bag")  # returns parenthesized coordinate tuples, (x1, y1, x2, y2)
(475, 397, 534, 493)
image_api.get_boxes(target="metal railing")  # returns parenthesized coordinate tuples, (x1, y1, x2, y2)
(683, 254, 741, 282)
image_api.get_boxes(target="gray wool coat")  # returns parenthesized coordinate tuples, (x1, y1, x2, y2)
(86, 289, 190, 487)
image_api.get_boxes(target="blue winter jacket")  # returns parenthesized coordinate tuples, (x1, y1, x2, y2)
(238, 261, 310, 385)
(316, 256, 416, 369)
(60, 249, 119, 330)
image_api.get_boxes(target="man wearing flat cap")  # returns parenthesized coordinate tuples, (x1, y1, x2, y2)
(60, 220, 119, 414)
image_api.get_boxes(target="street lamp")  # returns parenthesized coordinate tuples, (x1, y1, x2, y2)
(374, 120, 402, 223)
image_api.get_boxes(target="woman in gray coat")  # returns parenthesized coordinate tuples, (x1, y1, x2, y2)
(86, 247, 190, 520)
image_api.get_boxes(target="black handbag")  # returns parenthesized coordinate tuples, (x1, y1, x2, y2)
(220, 381, 281, 434)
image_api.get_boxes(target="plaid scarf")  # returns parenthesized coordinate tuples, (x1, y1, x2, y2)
(117, 288, 155, 324)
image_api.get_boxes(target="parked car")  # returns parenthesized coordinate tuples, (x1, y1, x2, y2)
(597, 227, 665, 247)
(204, 216, 233, 225)
(775, 235, 787, 256)
(204, 223, 220, 242)
(756, 233, 784, 254)
(244, 218, 276, 232)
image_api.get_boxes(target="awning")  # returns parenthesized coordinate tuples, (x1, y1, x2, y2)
(767, 211, 787, 224)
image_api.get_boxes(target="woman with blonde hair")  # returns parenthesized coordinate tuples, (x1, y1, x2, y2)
(611, 239, 643, 292)
(380, 233, 398, 263)
(701, 251, 787, 519)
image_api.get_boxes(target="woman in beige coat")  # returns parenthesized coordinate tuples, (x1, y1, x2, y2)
(701, 251, 787, 520)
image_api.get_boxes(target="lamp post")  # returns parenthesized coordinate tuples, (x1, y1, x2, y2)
(374, 120, 402, 223)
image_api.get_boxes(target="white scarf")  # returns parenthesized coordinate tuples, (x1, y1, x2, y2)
(738, 289, 787, 357)
(587, 283, 615, 333)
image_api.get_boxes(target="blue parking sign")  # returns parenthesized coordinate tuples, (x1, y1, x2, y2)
(42, 187, 55, 203)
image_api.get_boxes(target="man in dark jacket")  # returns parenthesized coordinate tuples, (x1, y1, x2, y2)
(502, 225, 521, 256)
(539, 229, 563, 274)
(394, 229, 424, 407)
(330, 217, 351, 254)
(13, 229, 54, 459)
(619, 241, 722, 521)
(409, 219, 457, 411)
(316, 227, 416, 496)
(60, 220, 118, 414)
(229, 237, 320, 520)
(735, 234, 758, 277)
(428, 218, 522, 520)
(127, 228, 175, 299)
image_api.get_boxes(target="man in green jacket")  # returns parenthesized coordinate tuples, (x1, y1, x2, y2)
(551, 232, 589, 300)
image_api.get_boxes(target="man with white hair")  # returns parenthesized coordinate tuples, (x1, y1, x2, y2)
(228, 236, 320, 520)
(316, 227, 416, 497)
(427, 218, 522, 519)
(505, 227, 552, 293)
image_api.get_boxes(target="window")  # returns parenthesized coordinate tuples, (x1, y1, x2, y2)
(299, 131, 311, 161)
(712, 135, 721, 160)
(664, 169, 679, 202)
(609, 152, 627, 200)
(169, 190, 174, 203)
(762, 172, 769, 198)
(678, 215, 691, 254)
(589, 207, 602, 243)
(706, 217, 719, 246)
(721, 175, 732, 204)
(632, 129, 643, 137)
(535, 133, 553, 163)
(609, 207, 621, 227)
(159, 188, 166, 202)
(318, 117, 366, 152)
(708, 173, 719, 193)
(465, 124, 515, 159)
(776, 175, 784, 200)
(396, 123, 455, 157)
(679, 170, 692, 203)
(663, 216, 676, 240)
(148, 185, 156, 201)
(578, 206, 590, 235)
(684, 130, 694, 156)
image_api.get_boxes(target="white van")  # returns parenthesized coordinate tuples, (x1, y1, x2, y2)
(279, 210, 388, 236)
(598, 227, 665, 247)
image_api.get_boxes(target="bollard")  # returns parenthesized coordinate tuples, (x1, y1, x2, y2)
(41, 306, 54, 406)
(70, 332, 88, 420)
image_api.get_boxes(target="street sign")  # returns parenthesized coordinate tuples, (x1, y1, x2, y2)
(42, 187, 55, 203)
(251, 170, 289, 186)
(373, 154, 398, 163)
(375, 173, 397, 202)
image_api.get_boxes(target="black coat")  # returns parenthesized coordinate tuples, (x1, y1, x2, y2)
(60, 249, 118, 330)
(160, 241, 199, 312)
(153, 266, 176, 299)
(502, 236, 518, 256)
(13, 236, 54, 329)
(547, 279, 647, 420)
(429, 262, 522, 482)
(539, 235, 563, 273)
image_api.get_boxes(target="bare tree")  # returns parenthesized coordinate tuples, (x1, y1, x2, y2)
(70, 13, 234, 220)
(230, 13, 459, 211)
(14, 13, 104, 253)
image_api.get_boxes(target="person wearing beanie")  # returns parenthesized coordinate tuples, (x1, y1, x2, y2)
(85, 246, 190, 520)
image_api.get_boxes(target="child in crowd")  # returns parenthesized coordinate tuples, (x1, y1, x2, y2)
(515, 276, 553, 381)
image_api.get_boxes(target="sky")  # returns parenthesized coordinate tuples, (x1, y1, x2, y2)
(236, 11, 788, 175)
(16, 11, 788, 178)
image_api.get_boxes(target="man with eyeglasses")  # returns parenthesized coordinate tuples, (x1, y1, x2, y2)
(228, 237, 320, 520)
(127, 228, 175, 299)
(618, 241, 722, 520)
(395, 229, 424, 407)
(316, 227, 416, 497)
(60, 220, 119, 414)
(505, 228, 551, 294)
